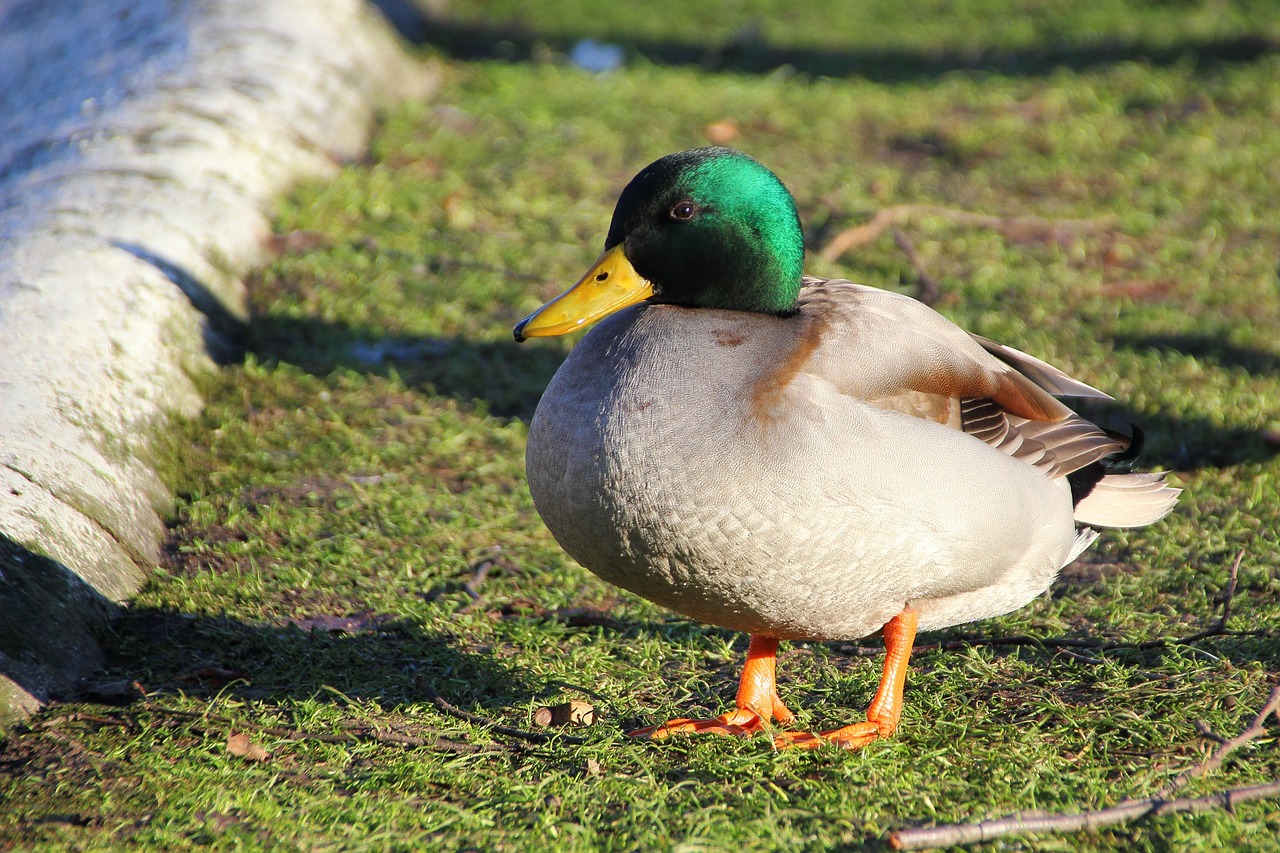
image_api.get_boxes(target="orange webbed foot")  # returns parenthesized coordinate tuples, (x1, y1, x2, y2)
(627, 707, 766, 740)
(773, 609, 918, 751)
(629, 611, 919, 751)
(773, 720, 887, 750)
(627, 636, 792, 741)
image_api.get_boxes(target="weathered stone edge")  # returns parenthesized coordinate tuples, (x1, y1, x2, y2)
(0, 0, 434, 727)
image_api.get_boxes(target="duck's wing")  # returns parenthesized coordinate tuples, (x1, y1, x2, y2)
(968, 334, 1112, 401)
(797, 277, 1129, 480)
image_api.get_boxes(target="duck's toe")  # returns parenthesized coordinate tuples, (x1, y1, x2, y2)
(773, 720, 883, 750)
(775, 609, 919, 751)
(627, 708, 766, 739)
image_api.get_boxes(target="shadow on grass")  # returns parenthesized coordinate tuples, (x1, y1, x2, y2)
(1071, 397, 1275, 472)
(104, 606, 552, 720)
(62, 591, 1280, 768)
(1114, 331, 1280, 376)
(245, 313, 565, 421)
(1107, 332, 1280, 469)
(113, 238, 563, 420)
(99, 605, 758, 735)
(370, 0, 1278, 82)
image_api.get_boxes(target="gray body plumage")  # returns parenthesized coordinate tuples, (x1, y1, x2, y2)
(526, 281, 1179, 641)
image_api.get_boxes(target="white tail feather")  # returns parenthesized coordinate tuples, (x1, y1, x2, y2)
(1064, 527, 1102, 565)
(1073, 472, 1181, 528)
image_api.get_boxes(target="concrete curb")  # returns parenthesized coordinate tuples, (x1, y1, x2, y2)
(0, 0, 433, 725)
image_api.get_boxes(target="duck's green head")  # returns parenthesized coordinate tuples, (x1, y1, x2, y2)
(514, 148, 805, 340)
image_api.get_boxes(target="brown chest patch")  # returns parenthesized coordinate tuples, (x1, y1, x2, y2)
(750, 314, 828, 423)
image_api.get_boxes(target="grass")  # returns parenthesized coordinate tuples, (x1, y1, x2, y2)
(4, 0, 1280, 849)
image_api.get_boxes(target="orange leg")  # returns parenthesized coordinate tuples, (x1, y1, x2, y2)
(776, 609, 918, 750)
(627, 635, 794, 739)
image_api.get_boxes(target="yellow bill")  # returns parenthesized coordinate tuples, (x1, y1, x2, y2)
(513, 245, 655, 341)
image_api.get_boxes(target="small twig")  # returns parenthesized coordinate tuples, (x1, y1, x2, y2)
(1158, 683, 1280, 798)
(889, 781, 1280, 850)
(339, 722, 479, 752)
(819, 204, 1118, 263)
(891, 228, 943, 306)
(1052, 645, 1104, 666)
(889, 682, 1280, 850)
(458, 547, 504, 613)
(416, 677, 587, 746)
(459, 562, 491, 612)
(1194, 718, 1229, 745)
(1179, 548, 1244, 644)
(61, 712, 142, 732)
(40, 728, 93, 757)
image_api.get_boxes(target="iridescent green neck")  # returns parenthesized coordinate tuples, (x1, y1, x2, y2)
(605, 148, 805, 316)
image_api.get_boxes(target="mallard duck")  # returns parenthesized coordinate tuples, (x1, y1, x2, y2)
(513, 147, 1179, 749)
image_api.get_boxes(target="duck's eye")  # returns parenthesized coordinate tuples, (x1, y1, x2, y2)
(669, 201, 697, 221)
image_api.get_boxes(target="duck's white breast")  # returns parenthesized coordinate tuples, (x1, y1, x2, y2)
(526, 303, 1078, 640)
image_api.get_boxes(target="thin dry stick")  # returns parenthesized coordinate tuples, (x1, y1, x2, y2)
(341, 722, 480, 751)
(1179, 548, 1244, 644)
(458, 547, 504, 613)
(889, 682, 1280, 850)
(819, 204, 1118, 263)
(890, 782, 1280, 850)
(891, 228, 943, 306)
(458, 561, 491, 613)
(1157, 683, 1280, 798)
(417, 678, 587, 746)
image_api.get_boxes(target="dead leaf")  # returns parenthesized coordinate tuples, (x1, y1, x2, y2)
(1099, 278, 1179, 301)
(705, 118, 740, 145)
(549, 606, 623, 630)
(534, 701, 599, 727)
(585, 758, 603, 776)
(226, 732, 270, 762)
